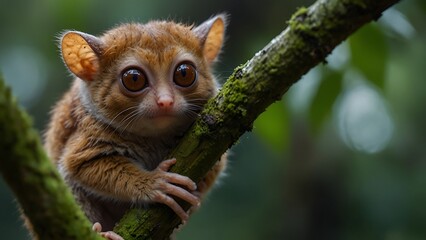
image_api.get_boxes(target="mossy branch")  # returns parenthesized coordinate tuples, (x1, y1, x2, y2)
(114, 0, 400, 239)
(0, 0, 399, 239)
(0, 77, 103, 240)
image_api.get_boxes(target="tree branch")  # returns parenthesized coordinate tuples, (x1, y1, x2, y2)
(0, 0, 400, 239)
(114, 0, 400, 239)
(0, 77, 103, 240)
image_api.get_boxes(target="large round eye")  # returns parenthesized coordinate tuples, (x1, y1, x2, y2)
(174, 63, 197, 87)
(121, 68, 147, 92)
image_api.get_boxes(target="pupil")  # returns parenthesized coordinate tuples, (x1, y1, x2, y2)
(132, 73, 138, 81)
(180, 66, 187, 77)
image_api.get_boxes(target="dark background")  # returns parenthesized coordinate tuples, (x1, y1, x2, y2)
(1, 0, 426, 239)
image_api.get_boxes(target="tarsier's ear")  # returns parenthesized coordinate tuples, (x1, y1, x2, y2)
(193, 14, 227, 64)
(60, 31, 103, 81)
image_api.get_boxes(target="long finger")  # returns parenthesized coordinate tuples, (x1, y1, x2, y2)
(101, 231, 125, 240)
(163, 172, 197, 191)
(152, 192, 189, 221)
(164, 183, 200, 207)
(92, 222, 102, 232)
(158, 158, 176, 171)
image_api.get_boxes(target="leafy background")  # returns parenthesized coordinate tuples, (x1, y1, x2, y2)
(1, 0, 426, 239)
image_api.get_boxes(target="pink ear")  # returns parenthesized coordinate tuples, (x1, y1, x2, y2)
(61, 31, 103, 81)
(193, 14, 227, 64)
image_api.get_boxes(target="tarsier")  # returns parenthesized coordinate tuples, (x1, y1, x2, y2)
(41, 15, 227, 239)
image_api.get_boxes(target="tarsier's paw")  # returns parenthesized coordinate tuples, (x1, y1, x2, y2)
(151, 158, 200, 222)
(92, 222, 124, 240)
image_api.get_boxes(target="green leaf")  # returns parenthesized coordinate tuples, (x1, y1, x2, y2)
(349, 24, 388, 89)
(309, 68, 342, 131)
(254, 101, 289, 152)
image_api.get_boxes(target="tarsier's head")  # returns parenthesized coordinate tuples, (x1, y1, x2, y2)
(60, 15, 226, 136)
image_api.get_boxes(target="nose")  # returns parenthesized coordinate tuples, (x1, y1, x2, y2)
(157, 94, 174, 108)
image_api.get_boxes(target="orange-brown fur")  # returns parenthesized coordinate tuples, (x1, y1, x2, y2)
(43, 16, 227, 233)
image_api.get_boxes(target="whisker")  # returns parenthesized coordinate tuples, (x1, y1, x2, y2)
(99, 106, 140, 139)
(101, 106, 139, 132)
(180, 102, 204, 120)
(127, 112, 143, 134)
(118, 110, 141, 135)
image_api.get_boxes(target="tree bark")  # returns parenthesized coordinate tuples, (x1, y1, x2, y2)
(114, 0, 400, 239)
(0, 0, 400, 239)
(0, 78, 102, 240)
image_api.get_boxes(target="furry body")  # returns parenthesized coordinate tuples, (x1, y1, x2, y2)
(43, 16, 227, 233)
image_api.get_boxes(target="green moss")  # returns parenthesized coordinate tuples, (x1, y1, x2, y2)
(193, 118, 209, 136)
(293, 6, 309, 18)
(218, 72, 250, 117)
(0, 75, 103, 240)
(288, 7, 309, 31)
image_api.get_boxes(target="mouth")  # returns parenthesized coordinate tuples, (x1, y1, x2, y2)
(145, 113, 179, 131)
(146, 112, 180, 127)
(148, 112, 175, 120)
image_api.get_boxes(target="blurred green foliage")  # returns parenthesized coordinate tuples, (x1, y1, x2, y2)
(1, 0, 426, 239)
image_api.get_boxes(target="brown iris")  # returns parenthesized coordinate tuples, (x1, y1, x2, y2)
(121, 68, 147, 92)
(174, 63, 197, 87)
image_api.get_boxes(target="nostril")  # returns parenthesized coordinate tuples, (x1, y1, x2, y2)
(157, 95, 174, 108)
